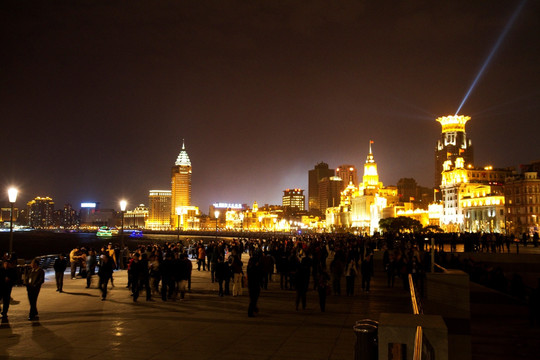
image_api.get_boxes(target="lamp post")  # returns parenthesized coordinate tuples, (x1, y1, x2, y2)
(8, 187, 18, 255)
(273, 218, 277, 235)
(120, 200, 127, 250)
(214, 210, 220, 239)
(176, 206, 182, 242)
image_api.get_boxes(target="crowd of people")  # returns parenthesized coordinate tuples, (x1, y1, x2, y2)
(2, 231, 539, 324)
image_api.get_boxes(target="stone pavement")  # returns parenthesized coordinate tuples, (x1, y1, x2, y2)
(0, 255, 411, 360)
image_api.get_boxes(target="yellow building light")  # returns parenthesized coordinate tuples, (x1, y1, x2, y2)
(436, 115, 471, 133)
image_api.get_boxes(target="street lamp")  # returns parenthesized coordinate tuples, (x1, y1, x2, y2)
(8, 187, 18, 254)
(176, 206, 183, 242)
(214, 210, 220, 239)
(120, 200, 127, 250)
(273, 218, 277, 234)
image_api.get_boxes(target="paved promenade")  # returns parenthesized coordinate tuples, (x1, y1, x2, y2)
(2, 252, 539, 360)
(0, 255, 411, 360)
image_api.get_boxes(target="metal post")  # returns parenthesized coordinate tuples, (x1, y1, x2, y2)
(9, 202, 14, 254)
(177, 213, 180, 242)
(120, 211, 125, 250)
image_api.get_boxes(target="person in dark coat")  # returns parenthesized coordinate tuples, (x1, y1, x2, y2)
(98, 254, 114, 300)
(130, 253, 142, 302)
(295, 255, 311, 310)
(160, 252, 175, 301)
(247, 255, 263, 317)
(215, 256, 230, 297)
(26, 258, 45, 320)
(53, 254, 68, 292)
(1, 255, 18, 320)
(361, 254, 373, 292)
(317, 268, 331, 312)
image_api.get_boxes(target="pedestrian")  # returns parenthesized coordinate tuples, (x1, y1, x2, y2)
(361, 255, 373, 293)
(130, 253, 142, 302)
(160, 252, 175, 301)
(86, 249, 97, 288)
(98, 254, 114, 300)
(215, 256, 229, 297)
(345, 258, 358, 296)
(247, 255, 263, 317)
(317, 268, 331, 312)
(231, 255, 243, 297)
(295, 255, 311, 310)
(177, 253, 191, 300)
(197, 244, 206, 271)
(26, 258, 45, 321)
(330, 257, 344, 295)
(53, 253, 68, 292)
(69, 247, 80, 279)
(1, 255, 18, 321)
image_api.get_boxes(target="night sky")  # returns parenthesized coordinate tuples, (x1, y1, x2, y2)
(2, 0, 539, 212)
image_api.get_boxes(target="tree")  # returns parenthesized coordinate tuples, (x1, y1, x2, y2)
(379, 216, 423, 234)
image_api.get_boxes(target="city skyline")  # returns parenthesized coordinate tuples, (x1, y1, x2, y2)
(2, 1, 539, 210)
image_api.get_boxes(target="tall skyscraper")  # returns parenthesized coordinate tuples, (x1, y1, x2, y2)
(171, 140, 192, 228)
(435, 115, 473, 188)
(308, 162, 334, 212)
(282, 189, 305, 211)
(336, 165, 358, 191)
(318, 177, 343, 214)
(147, 190, 172, 229)
(27, 196, 55, 228)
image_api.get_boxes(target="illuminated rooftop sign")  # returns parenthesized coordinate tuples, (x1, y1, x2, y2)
(81, 203, 96, 208)
(213, 203, 243, 209)
(437, 115, 470, 133)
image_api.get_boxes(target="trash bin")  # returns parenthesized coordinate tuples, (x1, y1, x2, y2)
(353, 320, 378, 360)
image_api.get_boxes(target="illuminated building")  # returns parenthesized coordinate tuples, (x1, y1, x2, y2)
(318, 176, 343, 214)
(209, 203, 245, 230)
(435, 115, 474, 189)
(505, 165, 540, 235)
(27, 197, 55, 228)
(124, 204, 149, 228)
(440, 157, 512, 232)
(460, 186, 505, 233)
(1, 203, 19, 225)
(60, 203, 78, 228)
(339, 141, 398, 234)
(171, 140, 192, 228)
(308, 162, 335, 212)
(147, 190, 171, 230)
(282, 189, 305, 211)
(336, 165, 357, 191)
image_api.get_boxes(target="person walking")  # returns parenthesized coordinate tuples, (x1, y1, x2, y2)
(317, 268, 331, 312)
(345, 258, 358, 296)
(361, 254, 373, 293)
(69, 247, 80, 279)
(98, 254, 114, 301)
(1, 255, 18, 321)
(26, 259, 45, 321)
(231, 255, 243, 297)
(247, 255, 263, 317)
(86, 249, 97, 288)
(53, 254, 68, 292)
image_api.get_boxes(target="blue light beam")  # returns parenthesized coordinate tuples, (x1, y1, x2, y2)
(455, 0, 527, 115)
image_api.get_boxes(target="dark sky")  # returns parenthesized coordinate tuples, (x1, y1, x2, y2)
(2, 0, 539, 213)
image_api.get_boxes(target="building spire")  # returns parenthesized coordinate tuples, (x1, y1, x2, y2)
(175, 139, 191, 166)
(366, 140, 375, 164)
